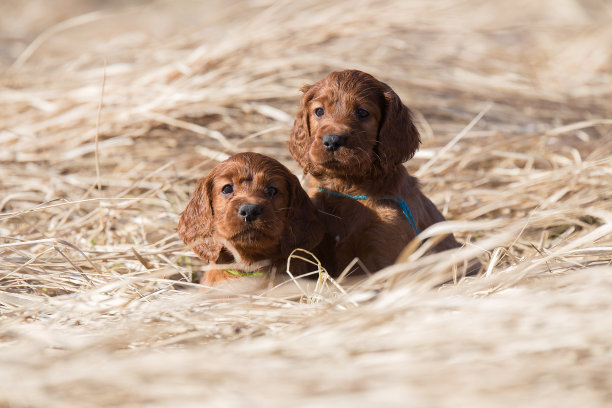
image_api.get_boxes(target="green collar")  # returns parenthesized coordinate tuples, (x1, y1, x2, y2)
(226, 269, 264, 277)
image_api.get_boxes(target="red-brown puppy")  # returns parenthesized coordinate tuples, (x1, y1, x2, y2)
(178, 152, 324, 285)
(289, 70, 463, 275)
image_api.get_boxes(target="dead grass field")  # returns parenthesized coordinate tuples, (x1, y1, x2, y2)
(1, 0, 612, 406)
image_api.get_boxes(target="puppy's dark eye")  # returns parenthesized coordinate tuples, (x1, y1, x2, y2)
(314, 107, 325, 117)
(221, 184, 233, 195)
(264, 186, 278, 197)
(356, 108, 369, 118)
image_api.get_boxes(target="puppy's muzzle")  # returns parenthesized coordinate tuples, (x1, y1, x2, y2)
(322, 134, 346, 152)
(237, 204, 262, 222)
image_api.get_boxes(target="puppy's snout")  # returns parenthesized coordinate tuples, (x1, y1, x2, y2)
(237, 204, 262, 222)
(322, 134, 345, 152)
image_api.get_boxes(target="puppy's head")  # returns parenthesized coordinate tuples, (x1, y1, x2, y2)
(178, 152, 323, 264)
(289, 70, 420, 178)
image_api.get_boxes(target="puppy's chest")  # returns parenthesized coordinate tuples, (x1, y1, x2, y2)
(317, 195, 405, 242)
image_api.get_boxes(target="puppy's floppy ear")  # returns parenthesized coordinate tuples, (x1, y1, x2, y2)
(376, 81, 421, 171)
(299, 84, 312, 93)
(280, 173, 324, 258)
(289, 84, 314, 173)
(177, 174, 222, 263)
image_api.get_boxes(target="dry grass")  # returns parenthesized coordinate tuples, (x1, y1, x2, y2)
(1, 0, 612, 406)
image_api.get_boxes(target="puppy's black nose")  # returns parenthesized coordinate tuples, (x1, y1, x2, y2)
(238, 204, 262, 222)
(322, 134, 345, 152)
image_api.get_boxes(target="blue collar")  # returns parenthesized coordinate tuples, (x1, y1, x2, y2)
(316, 186, 419, 235)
